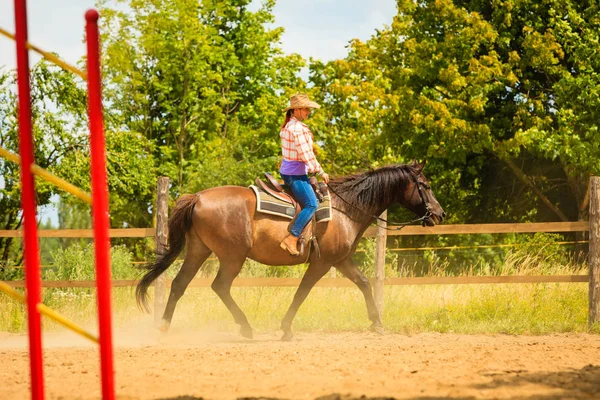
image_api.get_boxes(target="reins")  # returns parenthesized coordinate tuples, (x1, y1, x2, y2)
(325, 177, 432, 231)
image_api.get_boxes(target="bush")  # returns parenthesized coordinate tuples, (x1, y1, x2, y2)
(46, 243, 136, 280)
(0, 262, 24, 281)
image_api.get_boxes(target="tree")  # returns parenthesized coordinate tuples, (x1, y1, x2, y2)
(56, 128, 157, 229)
(0, 62, 87, 270)
(99, 0, 305, 199)
(310, 0, 600, 224)
(309, 39, 400, 175)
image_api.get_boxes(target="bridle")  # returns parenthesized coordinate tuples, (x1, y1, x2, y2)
(325, 175, 433, 231)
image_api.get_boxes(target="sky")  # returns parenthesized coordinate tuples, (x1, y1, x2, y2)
(1, 0, 397, 70)
(0, 0, 397, 226)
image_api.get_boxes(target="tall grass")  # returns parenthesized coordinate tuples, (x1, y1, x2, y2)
(1, 236, 598, 335)
(1, 282, 593, 335)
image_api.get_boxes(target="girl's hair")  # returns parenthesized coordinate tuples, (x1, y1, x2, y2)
(280, 110, 293, 130)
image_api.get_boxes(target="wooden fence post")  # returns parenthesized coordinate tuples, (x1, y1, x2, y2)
(154, 177, 169, 325)
(589, 177, 600, 326)
(374, 210, 387, 316)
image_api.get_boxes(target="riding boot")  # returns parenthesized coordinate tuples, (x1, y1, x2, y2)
(280, 234, 300, 256)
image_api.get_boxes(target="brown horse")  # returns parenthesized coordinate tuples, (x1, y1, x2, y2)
(137, 160, 445, 341)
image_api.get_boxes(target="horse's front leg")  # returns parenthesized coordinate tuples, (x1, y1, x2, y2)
(280, 262, 330, 341)
(334, 256, 384, 334)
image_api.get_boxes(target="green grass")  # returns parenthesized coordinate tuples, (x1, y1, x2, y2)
(1, 238, 598, 336)
(0, 280, 595, 335)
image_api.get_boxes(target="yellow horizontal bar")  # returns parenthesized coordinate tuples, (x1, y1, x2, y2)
(0, 26, 87, 80)
(0, 145, 20, 164)
(0, 280, 25, 303)
(0, 146, 92, 205)
(37, 303, 99, 343)
(30, 165, 92, 204)
(0, 281, 99, 344)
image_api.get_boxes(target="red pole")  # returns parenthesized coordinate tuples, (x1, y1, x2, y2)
(85, 9, 115, 400)
(14, 1, 44, 399)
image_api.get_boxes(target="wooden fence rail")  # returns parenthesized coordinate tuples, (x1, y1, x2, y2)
(362, 221, 589, 236)
(2, 275, 589, 289)
(0, 220, 590, 239)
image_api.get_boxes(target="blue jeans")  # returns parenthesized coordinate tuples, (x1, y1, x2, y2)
(280, 174, 318, 237)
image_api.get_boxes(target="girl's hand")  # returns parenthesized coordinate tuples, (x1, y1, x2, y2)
(321, 173, 330, 184)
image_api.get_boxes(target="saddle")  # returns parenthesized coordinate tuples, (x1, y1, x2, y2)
(254, 172, 327, 258)
(254, 174, 299, 213)
(256, 172, 326, 204)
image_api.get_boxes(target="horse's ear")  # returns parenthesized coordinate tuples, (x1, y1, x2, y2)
(413, 159, 426, 172)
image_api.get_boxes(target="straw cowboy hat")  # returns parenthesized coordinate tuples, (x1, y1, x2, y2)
(283, 93, 321, 113)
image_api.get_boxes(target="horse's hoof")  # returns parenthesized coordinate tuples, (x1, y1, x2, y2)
(370, 324, 385, 335)
(240, 326, 253, 339)
(158, 320, 170, 333)
(281, 332, 294, 342)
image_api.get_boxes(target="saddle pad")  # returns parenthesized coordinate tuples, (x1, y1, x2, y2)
(249, 185, 332, 222)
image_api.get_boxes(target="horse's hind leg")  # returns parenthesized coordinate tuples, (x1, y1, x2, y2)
(160, 232, 211, 332)
(334, 256, 383, 334)
(211, 257, 253, 339)
(280, 261, 331, 341)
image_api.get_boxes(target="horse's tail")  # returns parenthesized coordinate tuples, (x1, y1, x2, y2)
(136, 193, 198, 313)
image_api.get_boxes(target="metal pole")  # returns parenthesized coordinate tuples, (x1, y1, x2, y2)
(589, 177, 600, 326)
(374, 210, 387, 316)
(154, 177, 169, 325)
(85, 9, 115, 400)
(14, 1, 44, 398)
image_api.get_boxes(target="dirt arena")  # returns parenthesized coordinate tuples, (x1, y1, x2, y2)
(1, 330, 599, 400)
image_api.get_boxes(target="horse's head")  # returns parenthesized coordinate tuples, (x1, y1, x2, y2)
(404, 159, 446, 226)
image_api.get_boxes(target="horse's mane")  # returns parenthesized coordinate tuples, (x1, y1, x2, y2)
(328, 164, 419, 218)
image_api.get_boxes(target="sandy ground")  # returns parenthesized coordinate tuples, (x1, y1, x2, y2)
(1, 329, 600, 400)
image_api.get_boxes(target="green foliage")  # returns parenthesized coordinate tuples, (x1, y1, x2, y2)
(1, 0, 307, 269)
(510, 232, 571, 266)
(47, 243, 136, 281)
(57, 129, 157, 228)
(0, 62, 87, 267)
(309, 0, 600, 225)
(0, 263, 24, 281)
(100, 0, 305, 196)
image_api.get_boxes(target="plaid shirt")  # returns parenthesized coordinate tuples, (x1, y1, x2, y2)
(280, 117, 324, 175)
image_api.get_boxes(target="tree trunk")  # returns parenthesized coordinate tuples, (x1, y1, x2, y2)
(504, 157, 568, 221)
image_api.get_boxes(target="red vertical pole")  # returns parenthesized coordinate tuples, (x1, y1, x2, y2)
(85, 9, 115, 400)
(14, 1, 44, 399)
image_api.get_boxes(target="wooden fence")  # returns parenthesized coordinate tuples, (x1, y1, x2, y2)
(0, 222, 592, 286)
(0, 221, 587, 239)
(1, 177, 599, 325)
